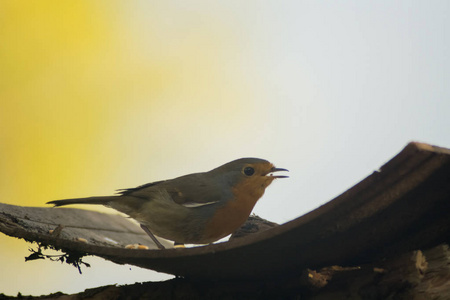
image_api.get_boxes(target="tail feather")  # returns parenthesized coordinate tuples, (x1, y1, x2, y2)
(47, 196, 117, 207)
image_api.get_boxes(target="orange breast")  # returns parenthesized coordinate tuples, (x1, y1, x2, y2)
(202, 176, 273, 242)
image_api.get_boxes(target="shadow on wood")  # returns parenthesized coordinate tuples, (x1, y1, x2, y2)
(5, 244, 448, 299)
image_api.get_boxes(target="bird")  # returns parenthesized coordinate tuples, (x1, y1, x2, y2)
(47, 158, 288, 249)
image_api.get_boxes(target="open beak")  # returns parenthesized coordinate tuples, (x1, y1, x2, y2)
(267, 167, 289, 178)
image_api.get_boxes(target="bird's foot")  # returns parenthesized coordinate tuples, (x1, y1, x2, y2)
(174, 242, 185, 248)
(140, 224, 165, 250)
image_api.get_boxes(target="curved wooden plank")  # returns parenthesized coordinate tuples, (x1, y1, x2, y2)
(1, 142, 449, 280)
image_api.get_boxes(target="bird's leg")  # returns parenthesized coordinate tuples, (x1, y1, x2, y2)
(140, 224, 165, 250)
(174, 242, 185, 248)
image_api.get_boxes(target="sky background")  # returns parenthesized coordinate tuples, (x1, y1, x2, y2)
(1, 1, 449, 296)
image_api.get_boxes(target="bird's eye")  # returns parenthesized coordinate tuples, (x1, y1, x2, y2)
(243, 166, 255, 176)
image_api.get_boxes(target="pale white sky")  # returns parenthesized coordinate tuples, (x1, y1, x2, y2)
(122, 0, 450, 223)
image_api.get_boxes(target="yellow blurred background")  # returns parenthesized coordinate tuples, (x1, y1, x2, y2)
(0, 1, 272, 295)
(1, 1, 259, 208)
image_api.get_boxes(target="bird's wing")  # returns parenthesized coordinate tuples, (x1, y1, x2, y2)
(116, 180, 168, 196)
(122, 173, 226, 207)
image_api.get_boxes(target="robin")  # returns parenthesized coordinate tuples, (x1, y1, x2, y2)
(47, 158, 288, 249)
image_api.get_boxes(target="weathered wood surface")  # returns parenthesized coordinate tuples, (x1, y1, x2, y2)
(1, 142, 450, 281)
(0, 203, 173, 249)
(1, 244, 449, 299)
